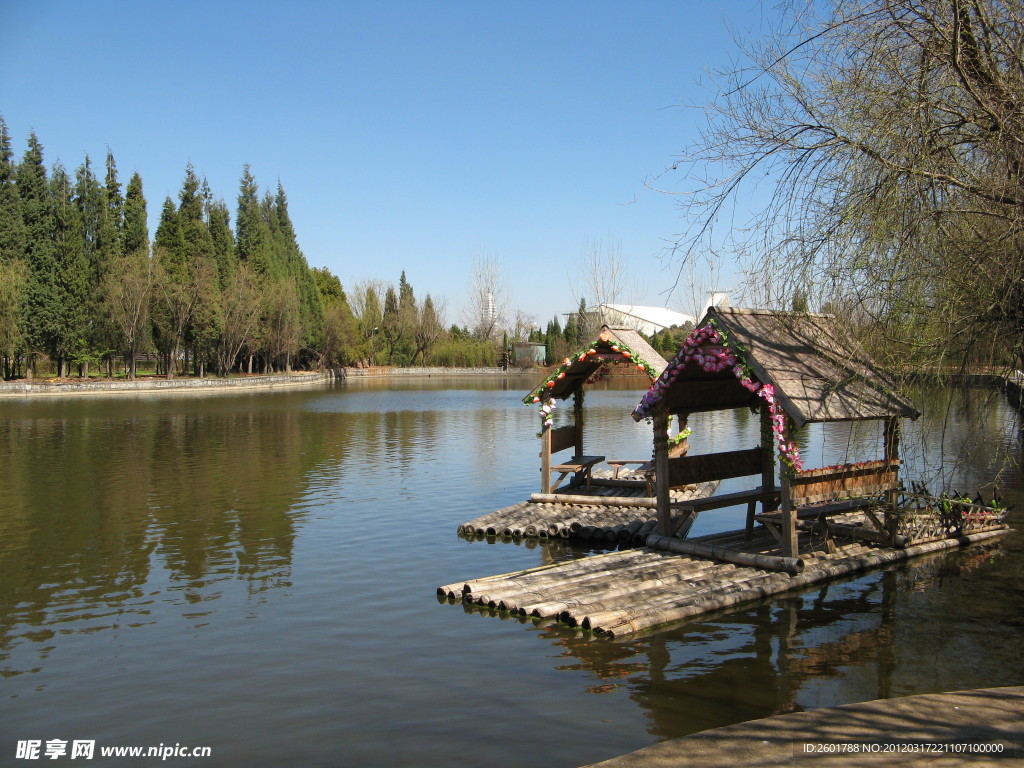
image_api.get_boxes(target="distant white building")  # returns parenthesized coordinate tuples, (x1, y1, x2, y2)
(584, 304, 696, 337)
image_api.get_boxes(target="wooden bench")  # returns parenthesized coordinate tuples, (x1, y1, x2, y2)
(648, 447, 778, 537)
(607, 459, 655, 495)
(550, 455, 605, 491)
(670, 485, 782, 537)
(754, 496, 884, 549)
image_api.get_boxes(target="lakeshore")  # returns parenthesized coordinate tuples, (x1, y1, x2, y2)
(0, 366, 516, 397)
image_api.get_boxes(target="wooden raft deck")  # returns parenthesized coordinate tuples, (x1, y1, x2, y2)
(459, 470, 719, 543)
(439, 524, 1011, 639)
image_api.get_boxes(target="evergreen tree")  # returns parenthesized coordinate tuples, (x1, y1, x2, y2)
(381, 284, 401, 365)
(272, 181, 323, 360)
(121, 172, 148, 256)
(17, 132, 58, 373)
(415, 294, 443, 365)
(50, 163, 89, 376)
(396, 270, 417, 364)
(104, 150, 124, 239)
(207, 198, 235, 289)
(0, 117, 25, 376)
(152, 197, 187, 376)
(0, 116, 25, 264)
(235, 166, 272, 274)
(74, 155, 115, 372)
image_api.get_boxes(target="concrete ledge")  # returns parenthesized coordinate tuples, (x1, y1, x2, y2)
(583, 687, 1023, 767)
(0, 371, 332, 397)
(333, 366, 519, 378)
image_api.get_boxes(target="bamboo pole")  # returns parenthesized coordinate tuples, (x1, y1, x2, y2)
(582, 569, 790, 632)
(504, 561, 738, 617)
(466, 551, 713, 608)
(801, 519, 908, 548)
(596, 528, 1012, 637)
(646, 533, 806, 574)
(528, 492, 657, 507)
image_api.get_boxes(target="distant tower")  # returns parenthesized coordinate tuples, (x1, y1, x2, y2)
(483, 290, 496, 327)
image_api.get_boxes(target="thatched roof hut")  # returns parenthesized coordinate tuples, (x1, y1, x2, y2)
(633, 307, 919, 426)
(524, 326, 668, 494)
(524, 326, 666, 405)
(632, 307, 919, 558)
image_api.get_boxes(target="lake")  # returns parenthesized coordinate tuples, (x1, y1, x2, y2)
(1, 377, 1022, 767)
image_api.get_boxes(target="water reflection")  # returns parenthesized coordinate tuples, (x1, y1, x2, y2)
(512, 535, 1020, 742)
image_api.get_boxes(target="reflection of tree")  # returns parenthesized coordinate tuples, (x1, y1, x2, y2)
(0, 398, 350, 671)
(903, 385, 1022, 493)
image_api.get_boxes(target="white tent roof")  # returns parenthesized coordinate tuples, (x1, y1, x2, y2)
(589, 304, 695, 336)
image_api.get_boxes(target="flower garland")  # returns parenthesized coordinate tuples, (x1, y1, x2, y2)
(525, 331, 660, 433)
(636, 320, 804, 475)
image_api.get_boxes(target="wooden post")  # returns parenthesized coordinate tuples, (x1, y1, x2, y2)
(654, 408, 671, 536)
(573, 389, 584, 457)
(882, 416, 901, 543)
(749, 405, 778, 537)
(779, 413, 798, 557)
(540, 424, 552, 494)
(780, 473, 798, 558)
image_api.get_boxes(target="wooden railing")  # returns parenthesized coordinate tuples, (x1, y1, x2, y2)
(790, 459, 901, 505)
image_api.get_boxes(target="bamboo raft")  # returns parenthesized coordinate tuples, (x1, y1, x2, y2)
(439, 519, 1011, 639)
(459, 470, 719, 543)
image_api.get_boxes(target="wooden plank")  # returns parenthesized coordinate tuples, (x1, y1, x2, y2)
(666, 448, 764, 487)
(673, 485, 781, 512)
(549, 424, 577, 454)
(654, 410, 671, 536)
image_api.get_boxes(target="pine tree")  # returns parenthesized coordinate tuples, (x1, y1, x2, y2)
(51, 163, 88, 376)
(74, 155, 114, 373)
(415, 294, 444, 365)
(381, 284, 401, 365)
(121, 172, 148, 256)
(0, 117, 25, 377)
(103, 172, 151, 381)
(396, 270, 417, 364)
(272, 182, 323, 361)
(17, 132, 58, 374)
(235, 165, 272, 275)
(103, 150, 123, 254)
(207, 198, 235, 289)
(0, 116, 25, 264)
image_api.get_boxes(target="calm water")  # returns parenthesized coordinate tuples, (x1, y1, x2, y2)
(1, 377, 1022, 767)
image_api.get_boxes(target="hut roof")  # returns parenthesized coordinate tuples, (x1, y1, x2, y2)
(632, 307, 919, 426)
(523, 326, 668, 403)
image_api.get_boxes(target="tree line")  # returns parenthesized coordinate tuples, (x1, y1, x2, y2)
(0, 119, 505, 380)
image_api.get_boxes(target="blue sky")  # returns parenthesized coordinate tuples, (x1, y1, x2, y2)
(2, 1, 762, 326)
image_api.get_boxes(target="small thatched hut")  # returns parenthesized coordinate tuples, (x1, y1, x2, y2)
(524, 326, 668, 494)
(632, 307, 920, 557)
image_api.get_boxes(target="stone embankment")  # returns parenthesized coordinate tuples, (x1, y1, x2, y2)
(331, 366, 516, 378)
(0, 371, 334, 396)
(0, 367, 520, 397)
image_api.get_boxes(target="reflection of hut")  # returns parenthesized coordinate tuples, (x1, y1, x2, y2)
(524, 326, 668, 494)
(633, 307, 920, 558)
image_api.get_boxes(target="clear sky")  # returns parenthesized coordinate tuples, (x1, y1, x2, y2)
(2, 0, 762, 326)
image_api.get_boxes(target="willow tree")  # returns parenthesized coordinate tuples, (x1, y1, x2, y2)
(665, 0, 1024, 370)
